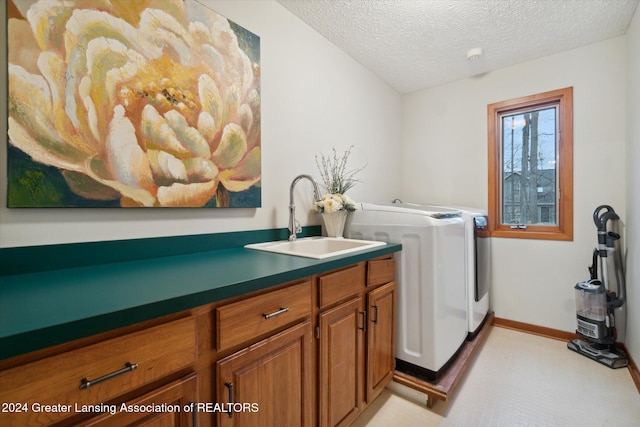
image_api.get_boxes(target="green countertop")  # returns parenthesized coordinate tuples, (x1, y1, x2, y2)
(0, 234, 401, 360)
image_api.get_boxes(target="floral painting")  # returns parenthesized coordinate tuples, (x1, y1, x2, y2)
(7, 0, 261, 207)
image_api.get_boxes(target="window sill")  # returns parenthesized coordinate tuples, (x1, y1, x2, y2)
(489, 228, 573, 241)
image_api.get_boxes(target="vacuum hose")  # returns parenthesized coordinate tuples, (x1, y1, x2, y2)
(592, 205, 625, 307)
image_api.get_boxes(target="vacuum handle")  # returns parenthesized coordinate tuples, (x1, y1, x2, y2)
(593, 205, 618, 232)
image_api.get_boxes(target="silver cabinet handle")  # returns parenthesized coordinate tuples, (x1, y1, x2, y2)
(263, 307, 289, 319)
(80, 362, 138, 389)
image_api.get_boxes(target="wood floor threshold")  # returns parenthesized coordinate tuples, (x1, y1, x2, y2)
(393, 312, 494, 408)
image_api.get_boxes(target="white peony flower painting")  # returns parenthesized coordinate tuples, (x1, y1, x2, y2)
(7, 0, 261, 207)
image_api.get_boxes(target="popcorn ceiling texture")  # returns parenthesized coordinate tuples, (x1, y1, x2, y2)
(277, 0, 639, 94)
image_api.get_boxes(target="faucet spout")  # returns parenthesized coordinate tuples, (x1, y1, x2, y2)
(289, 174, 321, 241)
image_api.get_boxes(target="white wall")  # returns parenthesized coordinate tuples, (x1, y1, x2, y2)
(625, 7, 640, 366)
(402, 37, 628, 333)
(0, 0, 402, 248)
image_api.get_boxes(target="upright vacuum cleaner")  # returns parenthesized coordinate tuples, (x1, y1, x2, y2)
(568, 205, 628, 368)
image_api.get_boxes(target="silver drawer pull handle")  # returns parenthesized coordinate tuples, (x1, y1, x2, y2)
(263, 307, 289, 319)
(80, 362, 138, 390)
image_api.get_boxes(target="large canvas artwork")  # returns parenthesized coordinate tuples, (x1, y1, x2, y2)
(7, 0, 261, 207)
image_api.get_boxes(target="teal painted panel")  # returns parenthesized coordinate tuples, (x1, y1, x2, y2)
(0, 226, 321, 276)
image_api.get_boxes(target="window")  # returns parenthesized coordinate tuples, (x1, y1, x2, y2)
(487, 87, 573, 240)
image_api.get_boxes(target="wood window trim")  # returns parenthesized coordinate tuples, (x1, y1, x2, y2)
(487, 87, 573, 241)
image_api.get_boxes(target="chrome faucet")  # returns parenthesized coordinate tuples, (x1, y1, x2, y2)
(289, 174, 321, 241)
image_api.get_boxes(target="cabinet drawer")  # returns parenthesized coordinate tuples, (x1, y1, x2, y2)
(77, 372, 198, 426)
(367, 256, 396, 287)
(318, 263, 365, 309)
(216, 280, 312, 350)
(0, 317, 196, 427)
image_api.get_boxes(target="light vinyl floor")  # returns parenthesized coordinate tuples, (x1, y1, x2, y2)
(354, 326, 640, 427)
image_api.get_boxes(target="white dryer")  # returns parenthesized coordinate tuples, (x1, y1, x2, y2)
(463, 208, 491, 337)
(345, 203, 467, 380)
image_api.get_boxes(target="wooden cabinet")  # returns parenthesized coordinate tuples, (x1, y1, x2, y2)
(216, 280, 312, 351)
(317, 257, 396, 427)
(77, 373, 198, 427)
(0, 254, 396, 427)
(364, 257, 397, 406)
(318, 298, 365, 427)
(317, 264, 364, 310)
(366, 281, 396, 403)
(214, 279, 314, 427)
(216, 321, 313, 427)
(0, 317, 197, 427)
(366, 257, 396, 288)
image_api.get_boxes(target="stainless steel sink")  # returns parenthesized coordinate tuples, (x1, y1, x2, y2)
(245, 237, 386, 259)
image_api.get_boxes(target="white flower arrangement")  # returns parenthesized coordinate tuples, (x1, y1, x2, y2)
(314, 193, 356, 213)
(313, 146, 365, 213)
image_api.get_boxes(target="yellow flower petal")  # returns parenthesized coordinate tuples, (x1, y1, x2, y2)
(85, 156, 156, 207)
(9, 63, 51, 115)
(157, 181, 218, 207)
(63, 8, 152, 129)
(141, 104, 191, 158)
(212, 123, 247, 169)
(25, 1, 75, 51)
(164, 110, 211, 158)
(105, 105, 155, 191)
(147, 150, 188, 186)
(8, 118, 86, 173)
(8, 65, 93, 167)
(218, 146, 261, 192)
(184, 158, 219, 182)
(138, 8, 193, 64)
(198, 74, 223, 133)
(238, 104, 253, 135)
(85, 37, 145, 119)
(197, 111, 217, 142)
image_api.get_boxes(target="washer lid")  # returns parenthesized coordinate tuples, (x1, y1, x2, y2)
(412, 203, 488, 218)
(358, 202, 462, 218)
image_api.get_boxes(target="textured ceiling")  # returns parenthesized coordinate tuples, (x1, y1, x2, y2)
(277, 0, 639, 94)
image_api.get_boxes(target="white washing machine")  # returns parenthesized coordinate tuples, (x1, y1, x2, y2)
(345, 203, 467, 380)
(405, 203, 491, 337)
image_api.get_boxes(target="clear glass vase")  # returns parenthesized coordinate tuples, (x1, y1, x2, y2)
(322, 210, 348, 238)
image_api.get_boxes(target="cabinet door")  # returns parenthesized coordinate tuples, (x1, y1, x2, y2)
(216, 321, 313, 427)
(318, 297, 365, 427)
(78, 373, 198, 427)
(366, 282, 396, 403)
